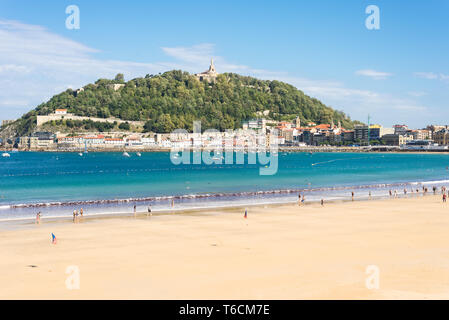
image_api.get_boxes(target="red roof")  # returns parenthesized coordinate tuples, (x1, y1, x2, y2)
(84, 135, 104, 139)
(315, 124, 331, 129)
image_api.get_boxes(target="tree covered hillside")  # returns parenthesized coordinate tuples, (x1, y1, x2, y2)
(5, 70, 359, 136)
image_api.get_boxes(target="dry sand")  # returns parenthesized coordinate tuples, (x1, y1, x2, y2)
(1, 195, 449, 299)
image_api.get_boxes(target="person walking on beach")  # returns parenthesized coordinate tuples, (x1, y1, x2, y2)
(51, 233, 57, 245)
(80, 208, 83, 217)
(321, 199, 324, 206)
(171, 199, 175, 208)
(73, 209, 78, 223)
(244, 208, 248, 219)
(147, 205, 152, 217)
(433, 186, 437, 194)
(301, 194, 305, 204)
(298, 193, 301, 206)
(394, 190, 398, 198)
(404, 188, 407, 196)
(369, 191, 372, 200)
(443, 193, 447, 203)
(133, 205, 137, 217)
(389, 190, 392, 197)
(351, 191, 354, 201)
(35, 212, 41, 225)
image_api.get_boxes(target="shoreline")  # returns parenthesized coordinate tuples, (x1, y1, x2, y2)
(2, 194, 449, 299)
(1, 176, 446, 225)
(0, 197, 345, 229)
(0, 190, 438, 229)
(0, 182, 442, 226)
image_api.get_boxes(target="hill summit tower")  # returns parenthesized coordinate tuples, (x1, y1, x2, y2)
(195, 59, 218, 83)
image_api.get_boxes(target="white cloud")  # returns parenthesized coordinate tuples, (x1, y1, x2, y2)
(355, 69, 393, 80)
(414, 72, 439, 80)
(414, 72, 449, 82)
(162, 43, 215, 65)
(0, 64, 31, 74)
(162, 43, 285, 77)
(407, 91, 427, 97)
(393, 104, 427, 111)
(0, 19, 171, 120)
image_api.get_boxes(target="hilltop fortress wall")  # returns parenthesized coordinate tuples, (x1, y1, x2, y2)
(36, 113, 144, 127)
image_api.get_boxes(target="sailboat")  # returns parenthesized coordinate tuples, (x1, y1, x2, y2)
(123, 151, 130, 157)
(78, 140, 87, 156)
(1, 152, 10, 157)
(136, 152, 141, 157)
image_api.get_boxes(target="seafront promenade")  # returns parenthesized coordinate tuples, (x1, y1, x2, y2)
(4, 145, 448, 153)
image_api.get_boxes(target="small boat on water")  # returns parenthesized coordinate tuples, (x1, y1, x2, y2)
(2, 152, 10, 158)
(123, 152, 130, 157)
(78, 152, 83, 157)
(136, 152, 141, 157)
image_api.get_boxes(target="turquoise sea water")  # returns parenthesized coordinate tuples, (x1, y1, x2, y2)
(1, 152, 449, 220)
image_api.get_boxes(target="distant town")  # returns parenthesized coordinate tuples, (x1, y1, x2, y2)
(1, 108, 449, 152)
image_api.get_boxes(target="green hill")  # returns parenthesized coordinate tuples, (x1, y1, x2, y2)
(3, 70, 360, 137)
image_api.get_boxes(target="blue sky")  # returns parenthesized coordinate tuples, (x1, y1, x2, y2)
(0, 0, 448, 127)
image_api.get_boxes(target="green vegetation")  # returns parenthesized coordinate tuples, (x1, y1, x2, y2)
(41, 119, 118, 132)
(2, 71, 359, 136)
(118, 122, 130, 130)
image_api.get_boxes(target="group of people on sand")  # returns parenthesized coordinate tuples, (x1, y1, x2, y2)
(72, 208, 83, 223)
(296, 185, 449, 208)
(386, 185, 445, 199)
(36, 203, 156, 225)
(133, 204, 153, 217)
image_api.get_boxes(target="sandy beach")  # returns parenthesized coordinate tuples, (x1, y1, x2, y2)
(1, 194, 449, 299)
